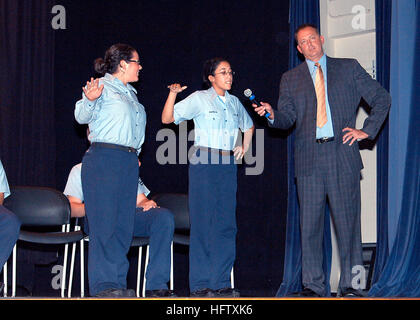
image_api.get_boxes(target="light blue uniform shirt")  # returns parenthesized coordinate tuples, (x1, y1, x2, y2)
(174, 87, 253, 150)
(0, 160, 10, 199)
(306, 54, 334, 139)
(63, 163, 150, 202)
(74, 73, 146, 155)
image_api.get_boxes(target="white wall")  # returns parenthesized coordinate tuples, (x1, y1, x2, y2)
(319, 0, 377, 293)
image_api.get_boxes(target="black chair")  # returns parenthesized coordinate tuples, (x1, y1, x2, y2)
(3, 186, 84, 297)
(151, 193, 234, 289)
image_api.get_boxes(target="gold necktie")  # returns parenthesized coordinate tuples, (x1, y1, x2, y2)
(315, 62, 327, 128)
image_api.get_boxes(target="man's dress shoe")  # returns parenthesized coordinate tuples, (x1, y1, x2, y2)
(339, 288, 365, 298)
(299, 287, 322, 297)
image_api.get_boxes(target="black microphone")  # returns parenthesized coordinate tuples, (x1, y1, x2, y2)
(243, 89, 271, 118)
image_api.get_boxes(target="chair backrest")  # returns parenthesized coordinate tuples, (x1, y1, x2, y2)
(4, 186, 71, 227)
(152, 193, 189, 231)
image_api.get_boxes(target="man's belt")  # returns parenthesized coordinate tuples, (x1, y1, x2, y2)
(316, 137, 334, 144)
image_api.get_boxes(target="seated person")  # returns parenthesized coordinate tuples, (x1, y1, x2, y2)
(63, 162, 176, 297)
(0, 160, 21, 294)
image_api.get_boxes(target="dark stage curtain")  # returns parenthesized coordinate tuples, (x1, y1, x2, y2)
(276, 0, 333, 297)
(53, 0, 290, 297)
(0, 0, 56, 187)
(370, 0, 391, 287)
(0, 0, 60, 296)
(369, 0, 420, 297)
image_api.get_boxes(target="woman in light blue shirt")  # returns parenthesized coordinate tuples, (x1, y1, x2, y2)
(162, 57, 254, 297)
(74, 43, 145, 298)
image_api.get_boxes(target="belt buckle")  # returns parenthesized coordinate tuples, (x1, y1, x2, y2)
(317, 137, 330, 144)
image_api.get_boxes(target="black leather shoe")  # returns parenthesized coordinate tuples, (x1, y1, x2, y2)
(146, 289, 177, 298)
(339, 288, 365, 298)
(214, 287, 240, 297)
(190, 288, 215, 297)
(94, 288, 136, 298)
(299, 287, 322, 297)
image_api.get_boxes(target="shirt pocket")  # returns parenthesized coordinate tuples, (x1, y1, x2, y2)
(229, 112, 240, 128)
(204, 112, 223, 129)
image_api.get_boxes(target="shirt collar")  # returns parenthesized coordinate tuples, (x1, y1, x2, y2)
(305, 53, 327, 73)
(208, 86, 231, 102)
(104, 73, 137, 94)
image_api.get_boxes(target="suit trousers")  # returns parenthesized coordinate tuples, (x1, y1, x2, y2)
(0, 205, 21, 268)
(81, 144, 138, 296)
(188, 149, 237, 292)
(296, 141, 363, 296)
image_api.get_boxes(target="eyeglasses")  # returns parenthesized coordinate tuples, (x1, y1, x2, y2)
(214, 70, 235, 77)
(127, 59, 141, 65)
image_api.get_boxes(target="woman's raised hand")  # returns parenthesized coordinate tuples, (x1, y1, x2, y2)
(168, 83, 187, 94)
(83, 77, 104, 101)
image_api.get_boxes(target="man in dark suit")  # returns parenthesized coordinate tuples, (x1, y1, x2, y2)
(253, 24, 391, 297)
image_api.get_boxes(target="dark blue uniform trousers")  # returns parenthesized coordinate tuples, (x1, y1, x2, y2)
(0, 205, 21, 269)
(133, 206, 174, 290)
(296, 141, 363, 296)
(188, 149, 237, 292)
(81, 144, 138, 296)
(82, 205, 175, 292)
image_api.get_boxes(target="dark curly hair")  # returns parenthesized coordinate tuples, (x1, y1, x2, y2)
(93, 43, 136, 76)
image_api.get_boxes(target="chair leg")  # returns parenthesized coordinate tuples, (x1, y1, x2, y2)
(142, 245, 149, 298)
(136, 247, 143, 298)
(3, 261, 7, 297)
(230, 266, 234, 289)
(68, 241, 76, 298)
(62, 243, 69, 298)
(80, 238, 85, 298)
(170, 241, 173, 290)
(68, 224, 82, 298)
(67, 239, 78, 297)
(12, 244, 16, 297)
(60, 224, 70, 298)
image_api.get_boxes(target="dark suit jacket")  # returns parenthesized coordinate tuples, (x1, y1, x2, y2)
(271, 56, 391, 177)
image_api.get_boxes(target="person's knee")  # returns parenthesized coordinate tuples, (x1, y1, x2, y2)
(4, 212, 21, 237)
(11, 215, 22, 233)
(156, 208, 175, 233)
